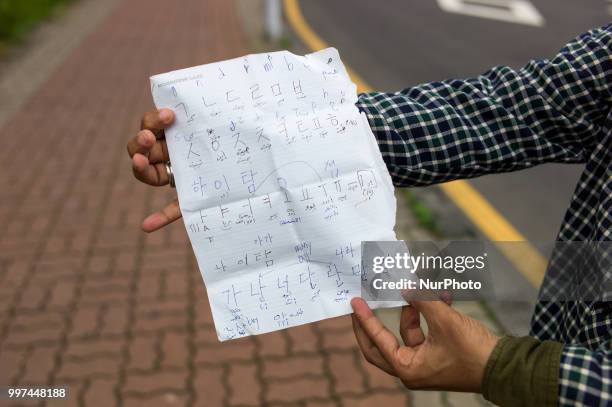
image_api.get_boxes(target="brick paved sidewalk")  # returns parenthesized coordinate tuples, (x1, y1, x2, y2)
(0, 0, 412, 406)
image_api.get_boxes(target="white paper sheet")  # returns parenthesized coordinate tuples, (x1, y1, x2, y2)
(150, 48, 397, 341)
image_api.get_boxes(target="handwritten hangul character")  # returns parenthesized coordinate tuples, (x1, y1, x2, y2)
(187, 143, 203, 169)
(333, 179, 342, 192)
(277, 177, 292, 203)
(261, 193, 272, 208)
(270, 83, 282, 97)
(174, 102, 195, 122)
(263, 54, 273, 72)
(299, 267, 317, 290)
(327, 263, 343, 287)
(226, 89, 240, 103)
(237, 253, 249, 266)
(292, 79, 306, 99)
(296, 120, 309, 133)
(255, 126, 271, 150)
(304, 202, 317, 212)
(317, 183, 328, 197)
(192, 176, 206, 196)
(215, 260, 227, 273)
(221, 284, 240, 306)
(250, 83, 263, 101)
(277, 274, 289, 294)
(274, 312, 289, 327)
(254, 250, 272, 263)
(278, 121, 293, 144)
(357, 170, 378, 189)
(300, 187, 313, 202)
(188, 222, 210, 233)
(327, 113, 340, 126)
(241, 169, 257, 194)
(254, 233, 273, 246)
(325, 160, 339, 178)
(301, 131, 313, 143)
(347, 181, 360, 192)
(213, 175, 230, 199)
(236, 199, 254, 225)
(336, 243, 354, 259)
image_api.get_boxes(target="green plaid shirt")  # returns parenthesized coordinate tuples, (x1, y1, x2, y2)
(357, 24, 611, 406)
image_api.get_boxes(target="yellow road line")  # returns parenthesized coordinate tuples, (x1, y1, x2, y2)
(284, 0, 547, 288)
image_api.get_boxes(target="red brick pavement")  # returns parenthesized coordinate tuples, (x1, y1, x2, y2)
(0, 0, 410, 405)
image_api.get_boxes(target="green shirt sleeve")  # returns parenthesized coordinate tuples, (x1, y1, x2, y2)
(482, 335, 563, 407)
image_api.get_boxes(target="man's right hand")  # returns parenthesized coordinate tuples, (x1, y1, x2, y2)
(127, 108, 183, 233)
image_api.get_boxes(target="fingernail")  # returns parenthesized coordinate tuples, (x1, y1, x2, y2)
(140, 132, 152, 145)
(159, 109, 171, 123)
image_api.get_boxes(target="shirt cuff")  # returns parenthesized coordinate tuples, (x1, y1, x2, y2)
(482, 335, 563, 407)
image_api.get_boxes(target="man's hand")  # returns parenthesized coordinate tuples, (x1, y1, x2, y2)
(351, 296, 499, 393)
(127, 108, 183, 233)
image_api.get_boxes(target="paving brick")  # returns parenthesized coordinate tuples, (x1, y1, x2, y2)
(70, 306, 101, 338)
(83, 378, 118, 407)
(47, 279, 77, 308)
(315, 315, 353, 332)
(266, 376, 331, 404)
(342, 392, 409, 407)
(287, 323, 319, 354)
(320, 328, 358, 352)
(262, 355, 324, 380)
(127, 335, 158, 371)
(196, 337, 255, 365)
(256, 331, 289, 358)
(164, 271, 189, 299)
(5, 318, 65, 347)
(14, 285, 46, 311)
(100, 304, 130, 336)
(160, 331, 189, 369)
(0, 348, 26, 385)
(81, 275, 131, 304)
(328, 352, 366, 395)
(1, 259, 28, 290)
(57, 355, 121, 381)
(193, 366, 225, 407)
(65, 338, 123, 359)
(132, 300, 189, 334)
(194, 295, 214, 326)
(135, 273, 163, 302)
(123, 393, 188, 407)
(19, 345, 58, 385)
(123, 370, 189, 395)
(227, 363, 260, 406)
(305, 401, 338, 407)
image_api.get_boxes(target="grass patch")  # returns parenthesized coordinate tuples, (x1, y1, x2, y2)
(402, 189, 441, 236)
(0, 0, 75, 52)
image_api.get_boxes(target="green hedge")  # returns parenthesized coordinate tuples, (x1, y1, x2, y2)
(0, 0, 74, 44)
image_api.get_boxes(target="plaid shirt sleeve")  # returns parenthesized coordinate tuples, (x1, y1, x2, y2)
(356, 24, 610, 188)
(357, 24, 612, 406)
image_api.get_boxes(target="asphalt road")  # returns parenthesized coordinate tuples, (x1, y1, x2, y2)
(300, 0, 611, 243)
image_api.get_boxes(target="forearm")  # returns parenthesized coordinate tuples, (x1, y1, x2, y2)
(357, 24, 611, 187)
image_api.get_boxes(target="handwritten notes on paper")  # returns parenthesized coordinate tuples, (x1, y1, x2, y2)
(150, 48, 396, 341)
